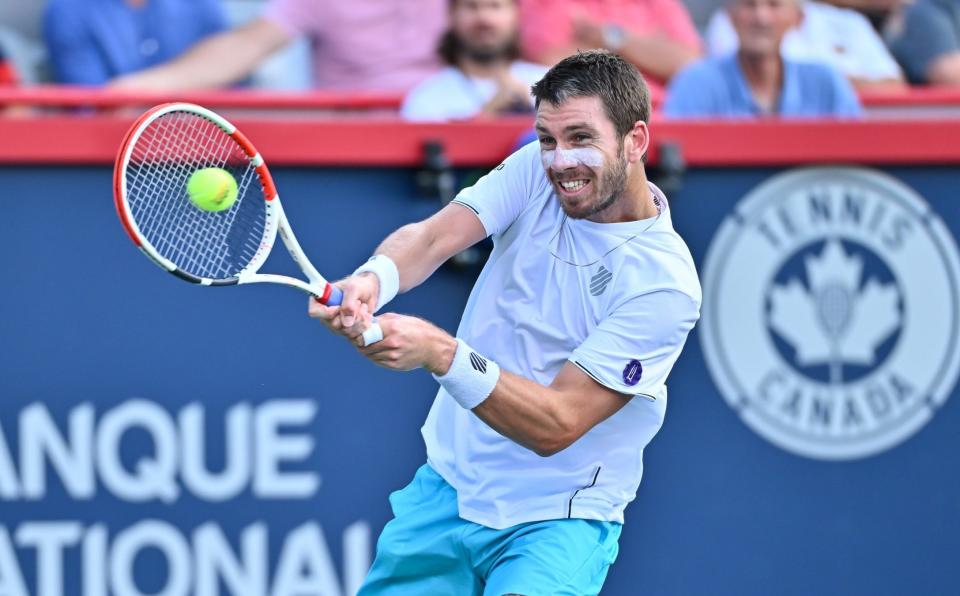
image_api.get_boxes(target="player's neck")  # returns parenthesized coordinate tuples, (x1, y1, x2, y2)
(458, 57, 512, 80)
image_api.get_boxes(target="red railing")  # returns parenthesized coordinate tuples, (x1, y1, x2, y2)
(0, 86, 404, 110)
(2, 87, 960, 166)
(3, 85, 960, 110)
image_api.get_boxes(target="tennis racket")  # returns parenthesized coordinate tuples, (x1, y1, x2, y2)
(113, 102, 383, 344)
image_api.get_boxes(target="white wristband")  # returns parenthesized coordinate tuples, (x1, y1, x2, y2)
(432, 339, 500, 410)
(353, 254, 399, 313)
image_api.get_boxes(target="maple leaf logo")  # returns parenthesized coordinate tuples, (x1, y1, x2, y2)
(768, 240, 902, 383)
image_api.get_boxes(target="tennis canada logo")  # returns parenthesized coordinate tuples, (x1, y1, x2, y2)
(700, 168, 960, 460)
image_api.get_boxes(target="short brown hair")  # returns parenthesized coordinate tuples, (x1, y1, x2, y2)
(531, 50, 650, 138)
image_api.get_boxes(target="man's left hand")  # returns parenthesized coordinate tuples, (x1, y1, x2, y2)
(356, 313, 457, 375)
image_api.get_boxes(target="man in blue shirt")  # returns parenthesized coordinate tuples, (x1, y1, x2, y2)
(44, 0, 227, 85)
(664, 0, 862, 118)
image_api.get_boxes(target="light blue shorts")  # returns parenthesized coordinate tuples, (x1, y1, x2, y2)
(358, 464, 622, 596)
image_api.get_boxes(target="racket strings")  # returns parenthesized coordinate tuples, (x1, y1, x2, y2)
(125, 111, 267, 280)
(139, 114, 256, 275)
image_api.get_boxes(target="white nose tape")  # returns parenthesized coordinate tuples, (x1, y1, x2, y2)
(540, 147, 604, 170)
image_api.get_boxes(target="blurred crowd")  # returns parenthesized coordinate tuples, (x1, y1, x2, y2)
(0, 0, 958, 119)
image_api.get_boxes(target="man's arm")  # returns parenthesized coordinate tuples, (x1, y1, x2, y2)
(108, 18, 291, 90)
(927, 54, 960, 85)
(567, 5, 701, 81)
(472, 358, 630, 457)
(373, 203, 488, 293)
(358, 314, 630, 457)
(847, 77, 907, 91)
(614, 34, 701, 83)
(534, 36, 698, 82)
(309, 202, 487, 329)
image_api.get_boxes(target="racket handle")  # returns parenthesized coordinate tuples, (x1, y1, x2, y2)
(312, 283, 343, 306)
(323, 284, 343, 306)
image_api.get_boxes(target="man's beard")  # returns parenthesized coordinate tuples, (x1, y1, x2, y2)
(460, 34, 518, 65)
(563, 151, 628, 220)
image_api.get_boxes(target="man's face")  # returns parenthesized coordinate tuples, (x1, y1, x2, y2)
(451, 0, 519, 63)
(535, 96, 629, 220)
(729, 0, 801, 58)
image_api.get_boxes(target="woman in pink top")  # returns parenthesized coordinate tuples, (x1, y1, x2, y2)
(520, 0, 702, 91)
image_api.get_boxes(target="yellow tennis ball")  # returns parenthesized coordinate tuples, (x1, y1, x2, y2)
(186, 168, 238, 212)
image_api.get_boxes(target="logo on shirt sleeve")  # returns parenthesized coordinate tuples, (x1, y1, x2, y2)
(622, 359, 643, 386)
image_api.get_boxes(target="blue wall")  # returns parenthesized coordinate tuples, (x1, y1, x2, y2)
(1, 164, 957, 595)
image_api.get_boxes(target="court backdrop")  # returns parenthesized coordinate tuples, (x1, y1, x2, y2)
(0, 161, 957, 596)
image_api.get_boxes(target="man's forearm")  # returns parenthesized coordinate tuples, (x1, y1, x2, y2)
(619, 34, 699, 81)
(109, 19, 290, 90)
(373, 222, 447, 292)
(471, 371, 577, 457)
(848, 77, 907, 91)
(371, 204, 487, 294)
(440, 355, 627, 458)
(927, 54, 960, 86)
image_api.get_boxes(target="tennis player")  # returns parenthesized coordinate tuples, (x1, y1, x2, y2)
(310, 50, 701, 595)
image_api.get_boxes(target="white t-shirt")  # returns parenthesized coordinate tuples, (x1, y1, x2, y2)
(706, 1, 903, 82)
(421, 142, 702, 529)
(401, 61, 548, 121)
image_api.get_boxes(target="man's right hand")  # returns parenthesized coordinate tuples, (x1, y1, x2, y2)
(307, 272, 380, 338)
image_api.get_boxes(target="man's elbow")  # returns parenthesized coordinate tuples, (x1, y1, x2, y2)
(531, 440, 572, 458)
(529, 417, 581, 457)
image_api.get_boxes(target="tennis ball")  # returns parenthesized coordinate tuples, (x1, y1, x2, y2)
(187, 168, 238, 212)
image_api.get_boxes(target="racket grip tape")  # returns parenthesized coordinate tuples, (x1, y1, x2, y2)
(315, 283, 343, 306)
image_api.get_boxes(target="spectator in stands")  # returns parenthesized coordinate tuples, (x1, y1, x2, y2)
(43, 0, 229, 85)
(705, 0, 906, 90)
(402, 0, 547, 121)
(887, 0, 960, 85)
(664, 0, 862, 117)
(518, 0, 701, 94)
(108, 0, 448, 91)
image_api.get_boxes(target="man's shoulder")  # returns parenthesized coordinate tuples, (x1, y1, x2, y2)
(456, 142, 548, 204)
(621, 234, 702, 308)
(44, 0, 90, 21)
(897, 0, 955, 34)
(493, 141, 549, 190)
(400, 67, 473, 120)
(44, 0, 98, 38)
(907, 0, 954, 17)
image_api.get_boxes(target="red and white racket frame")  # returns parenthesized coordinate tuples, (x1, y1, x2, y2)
(113, 102, 342, 305)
